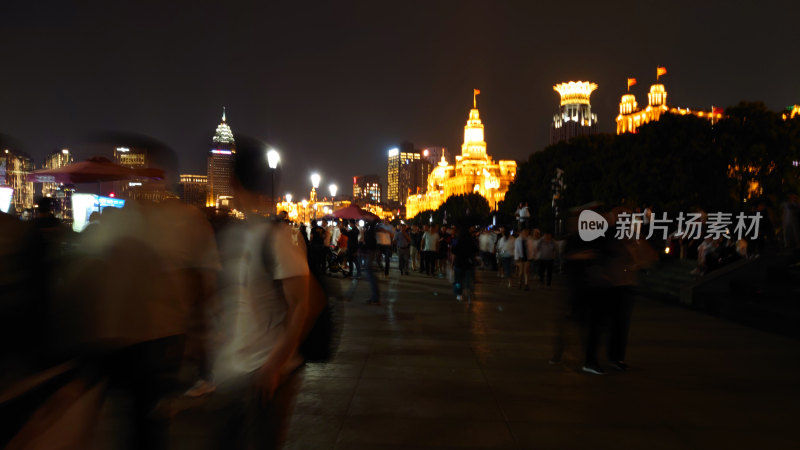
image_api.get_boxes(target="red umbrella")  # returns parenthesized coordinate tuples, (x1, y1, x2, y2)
(330, 205, 379, 221)
(27, 157, 164, 184)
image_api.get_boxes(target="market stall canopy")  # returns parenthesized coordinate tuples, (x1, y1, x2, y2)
(329, 204, 379, 221)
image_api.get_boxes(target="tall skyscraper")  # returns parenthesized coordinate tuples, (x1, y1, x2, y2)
(550, 81, 599, 145)
(353, 175, 382, 204)
(0, 148, 34, 213)
(386, 141, 434, 207)
(207, 107, 236, 206)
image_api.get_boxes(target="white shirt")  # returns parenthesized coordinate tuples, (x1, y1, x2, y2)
(213, 221, 309, 383)
(498, 236, 516, 258)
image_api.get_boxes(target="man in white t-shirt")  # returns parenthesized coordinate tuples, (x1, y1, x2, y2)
(211, 142, 313, 449)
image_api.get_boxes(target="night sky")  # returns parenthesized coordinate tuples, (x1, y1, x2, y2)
(1, 0, 798, 198)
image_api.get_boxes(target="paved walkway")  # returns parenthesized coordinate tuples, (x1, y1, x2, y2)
(279, 266, 800, 449)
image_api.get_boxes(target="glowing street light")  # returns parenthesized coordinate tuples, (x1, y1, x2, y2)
(329, 183, 338, 198)
(285, 193, 292, 203)
(266, 149, 281, 214)
(310, 173, 321, 189)
(267, 149, 280, 169)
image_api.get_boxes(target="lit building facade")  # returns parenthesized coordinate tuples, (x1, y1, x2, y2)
(405, 93, 517, 219)
(42, 148, 74, 219)
(42, 148, 73, 196)
(353, 175, 382, 204)
(179, 174, 209, 208)
(387, 142, 422, 206)
(207, 108, 236, 206)
(550, 81, 599, 145)
(0, 148, 34, 213)
(616, 82, 722, 134)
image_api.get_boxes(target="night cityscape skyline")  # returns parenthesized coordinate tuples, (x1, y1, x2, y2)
(1, 1, 799, 196)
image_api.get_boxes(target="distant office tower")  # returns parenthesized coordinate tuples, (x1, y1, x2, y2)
(0, 148, 34, 213)
(112, 145, 174, 202)
(178, 174, 208, 208)
(353, 175, 382, 204)
(43, 148, 74, 219)
(550, 81, 599, 145)
(42, 149, 73, 196)
(386, 141, 434, 206)
(207, 107, 236, 206)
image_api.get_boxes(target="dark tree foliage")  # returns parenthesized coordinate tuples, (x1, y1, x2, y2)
(502, 102, 800, 220)
(410, 193, 490, 226)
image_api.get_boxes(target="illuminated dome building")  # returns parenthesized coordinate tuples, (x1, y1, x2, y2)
(550, 81, 598, 145)
(616, 71, 722, 134)
(207, 107, 236, 206)
(405, 91, 517, 219)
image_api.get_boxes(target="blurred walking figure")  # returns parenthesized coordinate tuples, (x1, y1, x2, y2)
(497, 227, 515, 287)
(538, 233, 556, 287)
(345, 220, 361, 277)
(451, 224, 478, 302)
(422, 225, 439, 276)
(360, 219, 381, 304)
(514, 228, 531, 289)
(395, 224, 412, 275)
(377, 219, 394, 277)
(409, 224, 422, 272)
(211, 141, 313, 449)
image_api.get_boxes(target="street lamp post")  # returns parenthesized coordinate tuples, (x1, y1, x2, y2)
(267, 149, 280, 214)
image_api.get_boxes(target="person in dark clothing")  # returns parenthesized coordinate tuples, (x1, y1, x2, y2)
(451, 225, 478, 302)
(360, 220, 380, 304)
(309, 223, 327, 277)
(345, 221, 361, 277)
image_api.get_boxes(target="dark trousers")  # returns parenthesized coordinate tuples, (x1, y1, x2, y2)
(361, 249, 380, 301)
(539, 259, 554, 286)
(347, 248, 361, 276)
(101, 336, 184, 450)
(379, 245, 391, 275)
(579, 289, 611, 367)
(397, 247, 410, 274)
(423, 251, 437, 275)
(213, 371, 300, 450)
(607, 287, 634, 362)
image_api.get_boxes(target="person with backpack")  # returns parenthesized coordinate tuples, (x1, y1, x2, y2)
(211, 140, 317, 449)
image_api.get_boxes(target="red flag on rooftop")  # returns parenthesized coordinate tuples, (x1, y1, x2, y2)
(626, 78, 637, 91)
(657, 66, 667, 79)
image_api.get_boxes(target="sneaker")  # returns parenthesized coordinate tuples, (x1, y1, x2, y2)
(184, 379, 216, 397)
(581, 365, 605, 375)
(609, 361, 629, 371)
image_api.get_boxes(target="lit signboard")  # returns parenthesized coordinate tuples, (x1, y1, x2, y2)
(72, 193, 125, 232)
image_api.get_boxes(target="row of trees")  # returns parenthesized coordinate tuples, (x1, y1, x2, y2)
(501, 102, 800, 229)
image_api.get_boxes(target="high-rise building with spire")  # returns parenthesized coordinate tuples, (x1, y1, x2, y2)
(207, 107, 236, 206)
(550, 81, 598, 145)
(405, 90, 517, 219)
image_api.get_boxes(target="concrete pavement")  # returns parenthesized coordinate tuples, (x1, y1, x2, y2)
(278, 266, 800, 449)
